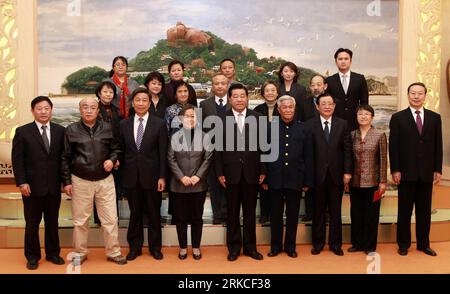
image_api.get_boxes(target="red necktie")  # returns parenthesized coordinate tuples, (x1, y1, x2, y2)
(415, 110, 423, 135)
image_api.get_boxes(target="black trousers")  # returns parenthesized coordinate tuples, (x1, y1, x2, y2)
(22, 194, 61, 261)
(270, 189, 301, 253)
(207, 170, 227, 220)
(173, 192, 206, 248)
(126, 185, 162, 253)
(312, 171, 344, 250)
(226, 178, 259, 254)
(349, 186, 380, 251)
(259, 188, 271, 220)
(397, 181, 433, 250)
(304, 188, 314, 217)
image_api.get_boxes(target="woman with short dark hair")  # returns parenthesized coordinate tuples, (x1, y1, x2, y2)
(348, 104, 387, 254)
(144, 71, 167, 119)
(167, 105, 212, 260)
(107, 56, 140, 118)
(163, 60, 197, 107)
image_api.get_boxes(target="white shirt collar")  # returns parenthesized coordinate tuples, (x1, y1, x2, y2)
(135, 112, 149, 123)
(320, 115, 332, 125)
(215, 95, 227, 105)
(35, 120, 50, 132)
(339, 71, 351, 78)
(410, 106, 424, 115)
(232, 108, 247, 118)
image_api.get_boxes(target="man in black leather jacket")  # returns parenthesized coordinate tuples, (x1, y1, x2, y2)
(62, 97, 126, 265)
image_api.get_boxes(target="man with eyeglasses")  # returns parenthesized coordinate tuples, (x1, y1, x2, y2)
(62, 97, 127, 265)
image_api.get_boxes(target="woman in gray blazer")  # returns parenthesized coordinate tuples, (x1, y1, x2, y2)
(167, 104, 213, 260)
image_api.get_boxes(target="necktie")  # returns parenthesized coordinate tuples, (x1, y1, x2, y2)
(237, 113, 244, 133)
(41, 125, 50, 153)
(324, 121, 330, 143)
(342, 74, 348, 95)
(415, 110, 423, 135)
(136, 118, 144, 150)
(218, 98, 225, 114)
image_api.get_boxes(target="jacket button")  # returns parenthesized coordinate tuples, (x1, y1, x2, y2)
(285, 162, 289, 166)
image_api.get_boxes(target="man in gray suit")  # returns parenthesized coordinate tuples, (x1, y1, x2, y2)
(200, 73, 230, 224)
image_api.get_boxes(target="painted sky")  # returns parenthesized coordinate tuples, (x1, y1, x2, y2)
(38, 0, 398, 94)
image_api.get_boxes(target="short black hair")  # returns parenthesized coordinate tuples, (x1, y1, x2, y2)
(173, 80, 190, 98)
(179, 104, 196, 116)
(131, 87, 150, 100)
(31, 96, 53, 109)
(261, 80, 280, 97)
(315, 92, 336, 105)
(144, 71, 165, 91)
(356, 104, 375, 117)
(309, 74, 327, 85)
(334, 48, 353, 60)
(228, 82, 248, 97)
(278, 62, 299, 84)
(407, 82, 427, 94)
(220, 58, 235, 68)
(95, 80, 117, 101)
(168, 60, 185, 73)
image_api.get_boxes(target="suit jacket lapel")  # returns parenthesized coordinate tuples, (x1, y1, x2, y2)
(421, 109, 430, 137)
(31, 123, 48, 153)
(405, 108, 421, 137)
(49, 122, 57, 154)
(334, 73, 347, 97)
(139, 116, 153, 151)
(315, 116, 328, 145)
(127, 117, 138, 152)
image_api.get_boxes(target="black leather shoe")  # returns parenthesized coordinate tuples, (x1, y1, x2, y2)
(46, 255, 65, 265)
(244, 251, 263, 260)
(286, 251, 298, 258)
(26, 260, 38, 270)
(311, 248, 321, 255)
(267, 251, 280, 257)
(301, 215, 312, 222)
(126, 250, 142, 261)
(178, 252, 188, 260)
(193, 253, 202, 260)
(419, 247, 437, 256)
(398, 248, 408, 256)
(259, 216, 269, 224)
(227, 253, 239, 261)
(151, 250, 164, 260)
(347, 246, 362, 253)
(331, 248, 344, 256)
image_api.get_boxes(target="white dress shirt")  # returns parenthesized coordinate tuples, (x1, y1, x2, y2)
(320, 116, 332, 131)
(410, 107, 424, 124)
(215, 95, 228, 106)
(232, 108, 247, 132)
(35, 121, 51, 145)
(339, 71, 351, 93)
(134, 112, 149, 142)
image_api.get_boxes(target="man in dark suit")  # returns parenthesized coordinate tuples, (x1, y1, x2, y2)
(326, 48, 369, 131)
(298, 74, 327, 222)
(200, 73, 231, 225)
(119, 88, 168, 261)
(215, 83, 266, 261)
(12, 96, 65, 270)
(389, 82, 443, 257)
(266, 95, 314, 258)
(307, 93, 353, 256)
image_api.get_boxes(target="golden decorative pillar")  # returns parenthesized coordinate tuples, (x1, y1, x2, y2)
(0, 0, 17, 176)
(417, 0, 441, 111)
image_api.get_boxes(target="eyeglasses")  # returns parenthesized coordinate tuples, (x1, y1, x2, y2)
(114, 63, 127, 68)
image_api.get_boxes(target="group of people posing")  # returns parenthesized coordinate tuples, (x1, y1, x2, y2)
(11, 48, 443, 271)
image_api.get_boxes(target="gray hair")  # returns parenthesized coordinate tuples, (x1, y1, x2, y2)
(79, 97, 99, 107)
(276, 95, 296, 107)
